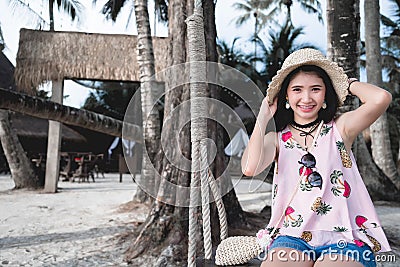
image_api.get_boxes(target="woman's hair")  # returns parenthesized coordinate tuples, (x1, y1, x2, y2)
(273, 65, 339, 131)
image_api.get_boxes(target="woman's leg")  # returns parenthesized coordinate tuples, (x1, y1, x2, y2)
(314, 255, 364, 267)
(260, 248, 315, 267)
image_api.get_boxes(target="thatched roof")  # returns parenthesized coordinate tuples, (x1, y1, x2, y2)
(15, 29, 169, 91)
(10, 112, 86, 142)
(0, 52, 16, 90)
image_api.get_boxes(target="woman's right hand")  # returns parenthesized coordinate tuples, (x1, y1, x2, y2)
(259, 97, 278, 121)
(242, 96, 278, 176)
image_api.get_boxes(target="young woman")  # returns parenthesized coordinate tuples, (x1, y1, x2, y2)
(241, 49, 392, 267)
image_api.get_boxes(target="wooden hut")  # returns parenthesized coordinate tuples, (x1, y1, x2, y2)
(0, 51, 87, 173)
(12, 29, 170, 190)
(14, 28, 169, 91)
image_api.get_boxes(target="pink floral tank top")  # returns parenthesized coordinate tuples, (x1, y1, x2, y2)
(266, 120, 391, 253)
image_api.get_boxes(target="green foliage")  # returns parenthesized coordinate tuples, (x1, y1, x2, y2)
(380, 0, 400, 86)
(232, 0, 280, 30)
(51, 0, 84, 22)
(8, 0, 83, 28)
(95, 0, 168, 23)
(248, 20, 319, 84)
(82, 82, 139, 120)
(217, 38, 264, 91)
(232, 0, 323, 30)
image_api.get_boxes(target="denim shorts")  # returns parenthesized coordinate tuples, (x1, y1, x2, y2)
(267, 235, 376, 267)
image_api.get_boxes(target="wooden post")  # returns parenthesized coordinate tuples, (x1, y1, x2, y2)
(44, 80, 64, 193)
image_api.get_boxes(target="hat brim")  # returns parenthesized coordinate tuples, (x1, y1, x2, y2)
(266, 57, 349, 106)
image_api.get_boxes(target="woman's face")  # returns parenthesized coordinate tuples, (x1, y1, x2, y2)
(286, 71, 326, 124)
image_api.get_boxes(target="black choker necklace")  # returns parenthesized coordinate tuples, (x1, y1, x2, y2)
(291, 118, 321, 129)
(290, 123, 320, 151)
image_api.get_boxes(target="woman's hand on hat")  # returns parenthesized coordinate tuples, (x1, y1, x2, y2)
(259, 97, 277, 121)
(269, 97, 278, 116)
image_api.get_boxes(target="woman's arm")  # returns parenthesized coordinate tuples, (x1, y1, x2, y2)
(336, 81, 392, 146)
(241, 98, 278, 176)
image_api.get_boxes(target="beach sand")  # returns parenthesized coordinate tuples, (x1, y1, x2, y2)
(0, 174, 398, 266)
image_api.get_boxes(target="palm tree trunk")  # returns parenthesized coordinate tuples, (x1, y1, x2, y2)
(49, 0, 55, 31)
(0, 110, 39, 189)
(132, 0, 162, 203)
(0, 88, 142, 141)
(327, 0, 399, 201)
(364, 0, 400, 190)
(125, 0, 191, 264)
(202, 0, 246, 231)
(283, 0, 293, 22)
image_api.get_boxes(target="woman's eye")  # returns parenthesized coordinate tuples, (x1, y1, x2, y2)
(312, 87, 321, 91)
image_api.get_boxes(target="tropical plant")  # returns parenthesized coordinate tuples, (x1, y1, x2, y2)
(327, 0, 399, 201)
(381, 0, 400, 90)
(232, 0, 278, 30)
(232, 0, 279, 68)
(248, 20, 318, 84)
(0, 0, 84, 190)
(82, 87, 138, 120)
(8, 0, 83, 30)
(94, 0, 168, 26)
(232, 0, 323, 31)
(274, 0, 323, 23)
(217, 37, 264, 92)
(365, 0, 400, 189)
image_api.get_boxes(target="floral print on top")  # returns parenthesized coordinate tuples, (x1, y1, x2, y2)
(267, 120, 390, 253)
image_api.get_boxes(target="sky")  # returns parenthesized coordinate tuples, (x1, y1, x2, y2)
(0, 0, 392, 108)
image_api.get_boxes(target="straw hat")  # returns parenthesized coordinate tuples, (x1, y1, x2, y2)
(266, 48, 349, 106)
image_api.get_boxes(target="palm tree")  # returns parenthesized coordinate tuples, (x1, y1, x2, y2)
(232, 0, 278, 68)
(232, 0, 278, 29)
(249, 20, 318, 83)
(365, 0, 400, 190)
(9, 0, 83, 30)
(275, 0, 323, 23)
(0, 46, 38, 188)
(327, 0, 399, 201)
(217, 37, 264, 90)
(0, 0, 83, 190)
(232, 0, 323, 31)
(95, 0, 168, 27)
(95, 0, 163, 203)
(381, 0, 400, 92)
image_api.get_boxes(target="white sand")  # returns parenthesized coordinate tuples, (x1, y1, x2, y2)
(0, 174, 398, 266)
(0, 174, 143, 266)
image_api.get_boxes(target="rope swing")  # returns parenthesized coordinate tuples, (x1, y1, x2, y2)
(186, 1, 228, 266)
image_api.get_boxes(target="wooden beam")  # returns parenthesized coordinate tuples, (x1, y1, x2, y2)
(0, 88, 142, 142)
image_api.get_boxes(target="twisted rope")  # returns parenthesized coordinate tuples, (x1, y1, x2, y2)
(200, 140, 212, 259)
(188, 144, 201, 267)
(187, 1, 228, 265)
(187, 4, 207, 266)
(207, 170, 228, 240)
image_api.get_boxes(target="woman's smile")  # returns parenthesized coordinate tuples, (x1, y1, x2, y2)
(297, 104, 317, 112)
(287, 72, 326, 123)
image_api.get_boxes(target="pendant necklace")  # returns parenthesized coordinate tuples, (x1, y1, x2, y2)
(290, 119, 321, 151)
